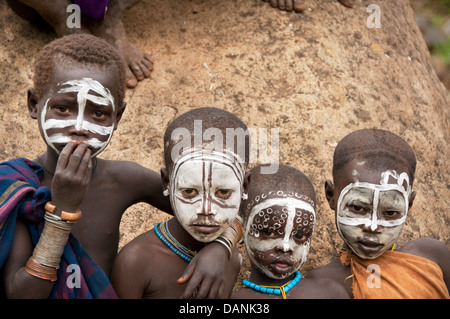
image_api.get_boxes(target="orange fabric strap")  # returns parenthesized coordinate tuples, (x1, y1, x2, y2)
(339, 250, 449, 299)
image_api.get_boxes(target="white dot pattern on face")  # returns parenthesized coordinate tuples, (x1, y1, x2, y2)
(249, 207, 287, 237)
(249, 206, 315, 239)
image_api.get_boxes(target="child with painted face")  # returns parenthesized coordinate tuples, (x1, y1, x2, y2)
(111, 107, 249, 298)
(0, 34, 240, 299)
(232, 164, 349, 299)
(307, 129, 450, 299)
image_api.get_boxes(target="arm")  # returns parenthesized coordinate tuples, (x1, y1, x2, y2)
(3, 142, 91, 298)
(416, 238, 450, 290)
(118, 162, 173, 215)
(111, 242, 149, 299)
(2, 219, 54, 298)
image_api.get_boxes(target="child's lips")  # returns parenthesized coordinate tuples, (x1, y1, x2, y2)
(357, 238, 384, 253)
(191, 224, 220, 234)
(272, 259, 293, 272)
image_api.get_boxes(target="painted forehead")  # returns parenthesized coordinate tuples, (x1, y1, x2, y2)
(342, 169, 411, 195)
(244, 190, 315, 217)
(172, 148, 245, 182)
(56, 78, 115, 109)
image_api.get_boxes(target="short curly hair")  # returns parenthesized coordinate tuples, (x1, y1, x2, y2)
(332, 129, 417, 184)
(33, 33, 126, 104)
(239, 164, 316, 221)
(163, 107, 250, 170)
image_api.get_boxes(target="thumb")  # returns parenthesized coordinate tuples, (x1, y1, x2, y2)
(177, 258, 197, 284)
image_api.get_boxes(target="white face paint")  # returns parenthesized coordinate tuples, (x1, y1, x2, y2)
(337, 170, 411, 259)
(169, 149, 245, 242)
(40, 78, 115, 157)
(244, 196, 315, 280)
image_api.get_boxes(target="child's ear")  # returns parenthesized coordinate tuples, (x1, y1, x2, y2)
(27, 88, 39, 119)
(408, 190, 417, 211)
(324, 180, 337, 211)
(160, 167, 170, 190)
(242, 171, 250, 195)
(113, 102, 127, 130)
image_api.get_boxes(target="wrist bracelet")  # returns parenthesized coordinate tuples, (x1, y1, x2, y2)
(24, 203, 81, 281)
(214, 237, 233, 259)
(45, 201, 82, 222)
(213, 219, 244, 259)
(24, 257, 57, 282)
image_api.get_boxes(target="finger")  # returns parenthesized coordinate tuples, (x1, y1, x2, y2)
(194, 277, 213, 299)
(278, 0, 286, 10)
(177, 259, 196, 285)
(206, 279, 221, 299)
(77, 144, 92, 176)
(55, 141, 77, 172)
(66, 142, 89, 172)
(179, 272, 203, 299)
(269, 0, 278, 8)
(215, 281, 227, 299)
(83, 154, 93, 186)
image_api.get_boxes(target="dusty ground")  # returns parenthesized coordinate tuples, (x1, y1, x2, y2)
(0, 0, 449, 288)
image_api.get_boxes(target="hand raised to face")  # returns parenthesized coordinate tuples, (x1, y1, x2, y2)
(51, 141, 93, 214)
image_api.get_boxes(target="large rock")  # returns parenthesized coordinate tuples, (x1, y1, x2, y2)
(0, 0, 448, 287)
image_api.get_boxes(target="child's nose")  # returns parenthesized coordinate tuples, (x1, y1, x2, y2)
(70, 122, 89, 136)
(276, 238, 293, 253)
(199, 196, 217, 216)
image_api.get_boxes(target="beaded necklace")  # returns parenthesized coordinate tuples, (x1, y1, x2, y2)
(154, 221, 197, 262)
(242, 271, 301, 299)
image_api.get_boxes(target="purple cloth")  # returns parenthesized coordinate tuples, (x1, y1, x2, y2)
(74, 0, 111, 20)
(0, 158, 118, 299)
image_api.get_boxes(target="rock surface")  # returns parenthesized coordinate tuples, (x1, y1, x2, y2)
(0, 0, 448, 288)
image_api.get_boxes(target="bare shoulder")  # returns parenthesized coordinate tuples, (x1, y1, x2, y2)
(306, 258, 348, 280)
(399, 238, 450, 266)
(296, 277, 351, 299)
(115, 231, 158, 270)
(97, 159, 151, 183)
(111, 230, 162, 298)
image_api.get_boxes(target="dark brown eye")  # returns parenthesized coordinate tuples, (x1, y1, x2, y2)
(181, 188, 198, 199)
(294, 232, 308, 243)
(56, 106, 70, 113)
(93, 111, 105, 118)
(215, 189, 232, 199)
(348, 204, 369, 214)
(384, 211, 401, 219)
(263, 228, 277, 238)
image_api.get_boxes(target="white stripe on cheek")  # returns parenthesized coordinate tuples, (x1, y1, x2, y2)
(46, 134, 108, 150)
(43, 119, 114, 136)
(41, 98, 61, 154)
(47, 133, 72, 145)
(281, 206, 295, 252)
